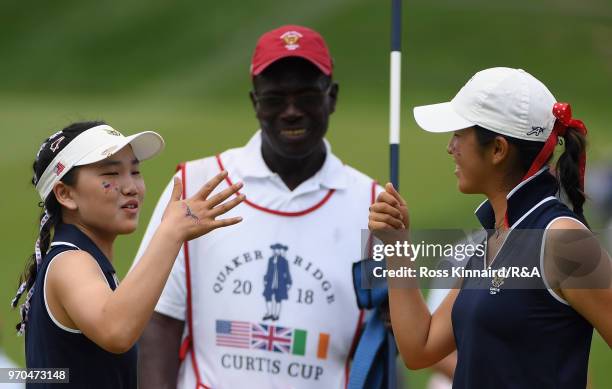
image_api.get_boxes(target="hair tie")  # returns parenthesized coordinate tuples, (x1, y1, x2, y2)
(552, 103, 587, 136)
(522, 102, 588, 191)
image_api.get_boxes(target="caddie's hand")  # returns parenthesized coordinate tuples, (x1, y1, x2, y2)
(162, 171, 245, 242)
(368, 182, 410, 244)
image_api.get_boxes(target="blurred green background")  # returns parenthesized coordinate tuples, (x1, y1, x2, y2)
(0, 0, 610, 387)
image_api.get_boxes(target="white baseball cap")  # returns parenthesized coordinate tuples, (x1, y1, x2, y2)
(36, 124, 165, 201)
(413, 67, 557, 142)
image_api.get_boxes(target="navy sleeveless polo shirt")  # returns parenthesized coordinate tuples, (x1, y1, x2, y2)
(25, 223, 137, 388)
(451, 169, 593, 389)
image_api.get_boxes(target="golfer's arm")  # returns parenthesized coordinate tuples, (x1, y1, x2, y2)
(545, 218, 612, 347)
(138, 312, 185, 389)
(430, 351, 457, 379)
(387, 255, 457, 369)
(56, 224, 183, 353)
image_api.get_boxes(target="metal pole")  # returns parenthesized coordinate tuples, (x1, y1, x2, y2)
(389, 0, 402, 190)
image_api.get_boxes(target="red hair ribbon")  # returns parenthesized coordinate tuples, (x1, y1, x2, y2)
(522, 102, 588, 190)
(499, 103, 589, 229)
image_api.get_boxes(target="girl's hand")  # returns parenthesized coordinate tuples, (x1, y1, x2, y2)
(368, 182, 409, 244)
(162, 171, 244, 242)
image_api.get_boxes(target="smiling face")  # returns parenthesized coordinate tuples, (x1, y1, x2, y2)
(251, 57, 338, 159)
(447, 127, 493, 194)
(59, 145, 145, 237)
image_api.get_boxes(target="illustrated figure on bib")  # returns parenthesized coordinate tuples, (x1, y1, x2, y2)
(263, 243, 292, 321)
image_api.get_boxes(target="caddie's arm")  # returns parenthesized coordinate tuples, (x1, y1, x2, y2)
(138, 312, 184, 388)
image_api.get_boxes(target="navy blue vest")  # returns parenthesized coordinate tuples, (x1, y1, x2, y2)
(25, 223, 137, 388)
(451, 170, 593, 389)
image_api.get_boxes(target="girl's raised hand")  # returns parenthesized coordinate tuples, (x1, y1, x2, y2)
(162, 171, 244, 242)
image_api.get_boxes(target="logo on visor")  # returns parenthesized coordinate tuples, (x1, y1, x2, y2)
(53, 162, 65, 176)
(527, 126, 545, 136)
(50, 136, 65, 153)
(101, 146, 118, 158)
(105, 129, 123, 137)
(281, 31, 302, 51)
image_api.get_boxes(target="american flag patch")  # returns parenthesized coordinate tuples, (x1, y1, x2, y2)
(215, 320, 251, 349)
(54, 162, 65, 176)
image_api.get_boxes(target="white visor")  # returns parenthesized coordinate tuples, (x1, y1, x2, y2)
(36, 124, 165, 201)
(413, 102, 475, 133)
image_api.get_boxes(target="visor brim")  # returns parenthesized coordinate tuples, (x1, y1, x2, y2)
(75, 131, 165, 166)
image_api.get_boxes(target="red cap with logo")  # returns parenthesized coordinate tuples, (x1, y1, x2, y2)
(250, 25, 332, 77)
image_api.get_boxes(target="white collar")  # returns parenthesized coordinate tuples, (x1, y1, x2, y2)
(231, 130, 348, 191)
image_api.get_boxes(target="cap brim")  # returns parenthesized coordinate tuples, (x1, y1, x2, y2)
(413, 102, 475, 133)
(252, 53, 331, 76)
(76, 131, 165, 166)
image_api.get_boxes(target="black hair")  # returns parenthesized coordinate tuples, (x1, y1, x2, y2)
(474, 125, 589, 227)
(13, 120, 106, 333)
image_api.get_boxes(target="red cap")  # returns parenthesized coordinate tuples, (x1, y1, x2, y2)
(250, 25, 332, 77)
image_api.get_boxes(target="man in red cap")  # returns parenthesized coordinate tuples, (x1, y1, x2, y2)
(134, 25, 382, 389)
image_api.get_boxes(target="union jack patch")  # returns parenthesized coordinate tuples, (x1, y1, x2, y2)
(251, 323, 292, 353)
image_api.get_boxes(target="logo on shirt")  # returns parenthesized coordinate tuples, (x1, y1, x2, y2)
(489, 275, 505, 295)
(209, 243, 341, 383)
(211, 243, 336, 310)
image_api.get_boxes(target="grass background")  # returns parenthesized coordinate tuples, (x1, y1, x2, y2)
(0, 0, 610, 387)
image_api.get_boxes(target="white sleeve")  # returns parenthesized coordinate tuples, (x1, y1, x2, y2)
(130, 173, 187, 321)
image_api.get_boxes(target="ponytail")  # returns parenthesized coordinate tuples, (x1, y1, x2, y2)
(12, 120, 103, 334)
(12, 209, 56, 334)
(556, 127, 589, 227)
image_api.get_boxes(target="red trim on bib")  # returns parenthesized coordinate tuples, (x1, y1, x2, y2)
(177, 163, 211, 389)
(179, 335, 191, 361)
(215, 154, 335, 217)
(370, 181, 377, 204)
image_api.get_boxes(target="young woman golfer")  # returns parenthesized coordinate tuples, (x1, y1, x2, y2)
(369, 68, 611, 388)
(12, 121, 244, 388)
